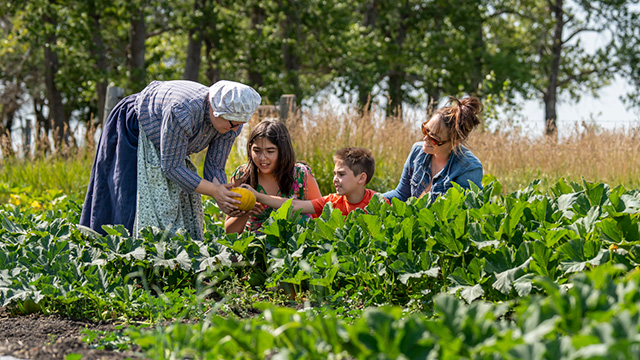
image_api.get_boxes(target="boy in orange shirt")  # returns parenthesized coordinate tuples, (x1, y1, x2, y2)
(243, 147, 384, 217)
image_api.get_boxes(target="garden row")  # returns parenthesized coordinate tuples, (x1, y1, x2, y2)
(1, 176, 640, 357)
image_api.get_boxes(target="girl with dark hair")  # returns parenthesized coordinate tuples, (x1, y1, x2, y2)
(225, 119, 322, 233)
(384, 96, 484, 203)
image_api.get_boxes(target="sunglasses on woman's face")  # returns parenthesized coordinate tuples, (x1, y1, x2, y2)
(421, 125, 450, 147)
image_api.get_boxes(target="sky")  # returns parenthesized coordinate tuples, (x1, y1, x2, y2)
(527, 25, 640, 136)
(517, 77, 639, 136)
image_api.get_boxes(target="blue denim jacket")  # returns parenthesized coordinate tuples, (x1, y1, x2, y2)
(383, 142, 483, 203)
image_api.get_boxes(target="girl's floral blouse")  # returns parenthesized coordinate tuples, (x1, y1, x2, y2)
(231, 162, 315, 233)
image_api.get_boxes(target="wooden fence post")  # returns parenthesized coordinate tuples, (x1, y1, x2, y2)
(104, 85, 125, 124)
(279, 94, 296, 125)
(23, 119, 31, 158)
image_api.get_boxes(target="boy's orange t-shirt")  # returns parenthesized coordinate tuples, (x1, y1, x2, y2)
(311, 189, 381, 216)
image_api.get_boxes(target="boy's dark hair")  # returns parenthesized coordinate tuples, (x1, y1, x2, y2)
(333, 147, 375, 184)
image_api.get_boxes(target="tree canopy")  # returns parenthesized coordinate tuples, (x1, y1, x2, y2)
(0, 0, 638, 152)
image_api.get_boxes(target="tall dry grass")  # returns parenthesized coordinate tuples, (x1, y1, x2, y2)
(278, 107, 640, 195)
(3, 105, 640, 201)
(470, 123, 640, 193)
(286, 103, 418, 194)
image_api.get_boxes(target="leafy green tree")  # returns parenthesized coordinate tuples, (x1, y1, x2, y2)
(234, 0, 354, 104)
(614, 6, 640, 109)
(0, 13, 30, 153)
(331, 0, 527, 119)
(0, 0, 68, 151)
(503, 0, 638, 135)
(182, 0, 207, 81)
(328, 0, 438, 117)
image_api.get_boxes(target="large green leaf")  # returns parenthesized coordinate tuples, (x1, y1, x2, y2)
(492, 257, 532, 295)
(556, 192, 591, 219)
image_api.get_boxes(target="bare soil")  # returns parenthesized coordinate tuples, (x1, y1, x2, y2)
(0, 307, 142, 360)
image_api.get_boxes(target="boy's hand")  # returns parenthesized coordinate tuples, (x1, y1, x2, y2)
(227, 208, 247, 218)
(240, 184, 259, 196)
(248, 202, 266, 216)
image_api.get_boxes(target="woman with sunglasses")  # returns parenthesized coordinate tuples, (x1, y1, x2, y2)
(384, 96, 483, 203)
(81, 80, 261, 240)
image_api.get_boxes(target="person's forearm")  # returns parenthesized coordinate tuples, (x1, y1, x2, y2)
(255, 193, 316, 214)
(194, 178, 219, 197)
(225, 213, 249, 234)
(255, 193, 289, 209)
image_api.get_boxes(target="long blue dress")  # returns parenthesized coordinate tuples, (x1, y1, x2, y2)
(80, 95, 139, 235)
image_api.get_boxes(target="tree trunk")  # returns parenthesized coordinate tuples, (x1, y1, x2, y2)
(33, 94, 51, 156)
(183, 0, 207, 81)
(357, 0, 378, 113)
(0, 81, 21, 142)
(129, 4, 147, 91)
(0, 105, 16, 138)
(363, 0, 378, 27)
(385, 0, 409, 119)
(0, 105, 15, 156)
(279, 0, 301, 100)
(426, 92, 440, 118)
(468, 3, 485, 97)
(544, 0, 564, 136)
(358, 87, 373, 114)
(87, 0, 108, 125)
(42, 5, 67, 149)
(247, 3, 265, 89)
(204, 39, 221, 85)
(387, 71, 404, 119)
(424, 11, 445, 119)
(33, 97, 48, 131)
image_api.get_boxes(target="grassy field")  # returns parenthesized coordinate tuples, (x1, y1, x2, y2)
(1, 109, 639, 200)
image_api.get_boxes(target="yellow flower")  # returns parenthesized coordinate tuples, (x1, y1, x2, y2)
(9, 194, 21, 206)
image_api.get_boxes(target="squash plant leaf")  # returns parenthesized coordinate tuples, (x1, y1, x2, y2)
(496, 200, 526, 242)
(556, 192, 591, 219)
(76, 224, 102, 240)
(484, 247, 514, 274)
(391, 197, 410, 217)
(581, 180, 610, 208)
(366, 193, 390, 215)
(560, 249, 609, 275)
(481, 175, 503, 203)
(448, 267, 485, 303)
(618, 191, 640, 214)
(1, 215, 24, 234)
(101, 224, 130, 237)
(492, 257, 532, 295)
(569, 206, 601, 237)
(358, 214, 382, 238)
(458, 284, 484, 303)
(431, 186, 465, 221)
(513, 273, 535, 297)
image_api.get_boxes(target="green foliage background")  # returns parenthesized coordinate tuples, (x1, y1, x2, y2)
(1, 0, 638, 144)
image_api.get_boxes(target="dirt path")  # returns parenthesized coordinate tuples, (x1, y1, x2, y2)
(0, 308, 141, 360)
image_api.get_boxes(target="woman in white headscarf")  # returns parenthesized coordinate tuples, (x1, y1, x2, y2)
(80, 80, 261, 240)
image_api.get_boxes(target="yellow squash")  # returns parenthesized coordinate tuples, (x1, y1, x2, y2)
(230, 187, 256, 211)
